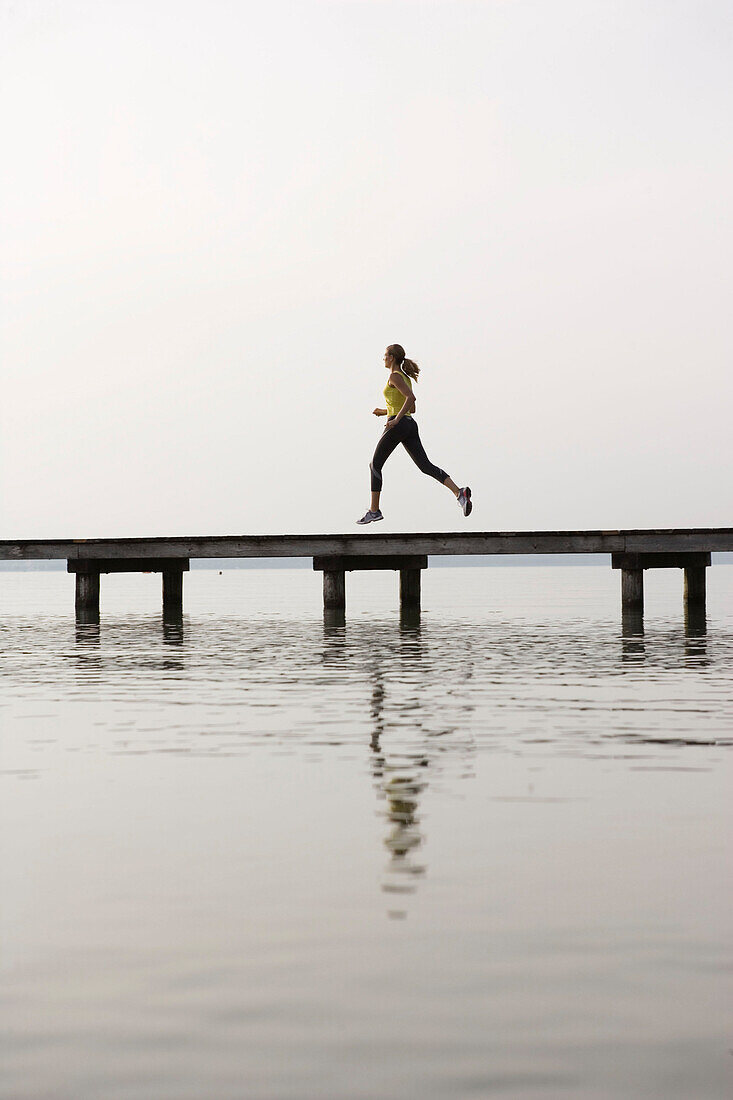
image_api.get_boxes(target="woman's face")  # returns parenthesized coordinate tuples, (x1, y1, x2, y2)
(384, 350, 394, 369)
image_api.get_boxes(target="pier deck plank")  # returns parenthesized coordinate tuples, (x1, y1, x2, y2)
(2, 529, 733, 561)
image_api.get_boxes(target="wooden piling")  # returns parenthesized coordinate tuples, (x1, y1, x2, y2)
(684, 565, 706, 607)
(620, 568, 644, 612)
(314, 555, 427, 616)
(162, 567, 184, 617)
(323, 569, 346, 611)
(621, 606, 644, 640)
(612, 551, 711, 626)
(68, 557, 189, 622)
(75, 569, 100, 623)
(684, 566, 707, 634)
(323, 608, 346, 631)
(399, 568, 421, 611)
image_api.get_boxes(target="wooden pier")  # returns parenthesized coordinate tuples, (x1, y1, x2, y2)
(2, 529, 732, 626)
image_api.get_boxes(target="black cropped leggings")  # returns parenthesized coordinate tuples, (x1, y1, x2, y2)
(370, 417, 449, 493)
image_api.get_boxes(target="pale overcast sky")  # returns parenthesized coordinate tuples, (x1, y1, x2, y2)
(1, 0, 731, 537)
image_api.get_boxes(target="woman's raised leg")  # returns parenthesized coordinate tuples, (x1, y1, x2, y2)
(401, 421, 471, 513)
(401, 420, 456, 493)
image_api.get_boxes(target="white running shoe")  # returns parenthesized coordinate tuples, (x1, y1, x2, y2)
(457, 487, 472, 516)
(357, 509, 384, 525)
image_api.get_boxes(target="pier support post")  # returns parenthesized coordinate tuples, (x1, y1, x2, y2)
(612, 551, 710, 629)
(684, 565, 706, 608)
(621, 568, 644, 612)
(75, 569, 100, 623)
(620, 568, 644, 636)
(162, 566, 184, 618)
(314, 555, 428, 616)
(684, 566, 707, 634)
(399, 568, 421, 611)
(68, 557, 189, 621)
(323, 569, 346, 611)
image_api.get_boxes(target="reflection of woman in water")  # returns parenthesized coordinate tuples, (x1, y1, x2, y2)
(357, 344, 473, 525)
(369, 661, 428, 906)
(319, 614, 476, 919)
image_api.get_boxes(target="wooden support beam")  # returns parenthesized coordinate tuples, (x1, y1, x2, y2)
(75, 569, 100, 623)
(399, 568, 421, 611)
(684, 566, 706, 607)
(621, 606, 644, 640)
(621, 568, 644, 611)
(68, 557, 190, 620)
(621, 614, 645, 652)
(314, 554, 427, 614)
(313, 555, 428, 573)
(612, 551, 711, 571)
(162, 567, 184, 618)
(684, 601, 706, 638)
(400, 606, 421, 632)
(323, 608, 346, 631)
(4, 530, 732, 564)
(323, 570, 345, 611)
(612, 551, 710, 628)
(67, 557, 190, 575)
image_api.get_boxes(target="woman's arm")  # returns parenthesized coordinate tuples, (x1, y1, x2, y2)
(387, 373, 416, 424)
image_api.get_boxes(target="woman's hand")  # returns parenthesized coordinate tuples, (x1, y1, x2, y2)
(372, 408, 387, 417)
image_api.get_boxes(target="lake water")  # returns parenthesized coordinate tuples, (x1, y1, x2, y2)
(1, 565, 732, 1100)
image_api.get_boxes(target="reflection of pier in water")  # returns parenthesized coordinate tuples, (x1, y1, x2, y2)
(68, 609, 719, 882)
(621, 603, 708, 666)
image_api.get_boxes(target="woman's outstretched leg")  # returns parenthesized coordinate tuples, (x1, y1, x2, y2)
(401, 420, 472, 515)
(401, 419, 452, 490)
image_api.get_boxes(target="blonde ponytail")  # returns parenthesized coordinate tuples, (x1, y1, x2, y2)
(401, 357, 420, 381)
(387, 343, 420, 382)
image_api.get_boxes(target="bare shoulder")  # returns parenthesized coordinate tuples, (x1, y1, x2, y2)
(388, 371, 408, 389)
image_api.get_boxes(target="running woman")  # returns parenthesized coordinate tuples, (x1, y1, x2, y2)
(357, 345, 472, 524)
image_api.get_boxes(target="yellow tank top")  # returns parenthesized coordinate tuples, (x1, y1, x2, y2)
(384, 372, 413, 418)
